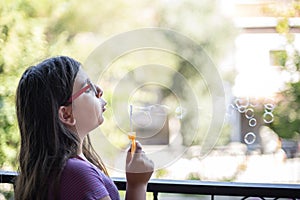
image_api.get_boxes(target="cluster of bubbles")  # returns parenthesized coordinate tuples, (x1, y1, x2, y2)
(129, 104, 187, 128)
(231, 97, 276, 145)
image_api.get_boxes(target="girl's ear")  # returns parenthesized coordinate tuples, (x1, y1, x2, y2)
(58, 106, 76, 126)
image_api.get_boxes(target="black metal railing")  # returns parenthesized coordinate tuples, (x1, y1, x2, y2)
(1, 170, 300, 199)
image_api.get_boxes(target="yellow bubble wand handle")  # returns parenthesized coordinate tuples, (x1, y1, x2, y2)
(128, 105, 136, 156)
(128, 132, 136, 157)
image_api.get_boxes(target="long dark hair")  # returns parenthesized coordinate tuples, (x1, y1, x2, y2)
(15, 56, 108, 200)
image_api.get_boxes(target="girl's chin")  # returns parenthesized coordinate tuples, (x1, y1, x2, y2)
(98, 116, 104, 125)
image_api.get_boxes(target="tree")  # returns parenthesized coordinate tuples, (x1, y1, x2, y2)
(156, 0, 237, 146)
(262, 1, 300, 139)
(0, 0, 107, 169)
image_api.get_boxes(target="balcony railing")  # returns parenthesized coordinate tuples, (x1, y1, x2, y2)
(1, 170, 300, 199)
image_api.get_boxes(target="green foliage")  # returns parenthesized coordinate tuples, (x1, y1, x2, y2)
(269, 50, 288, 67)
(154, 168, 169, 179)
(186, 172, 201, 180)
(276, 18, 289, 34)
(0, 0, 92, 169)
(267, 3, 300, 139)
(270, 81, 300, 139)
(0, 0, 138, 169)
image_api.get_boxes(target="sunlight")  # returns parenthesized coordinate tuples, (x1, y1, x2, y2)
(233, 66, 284, 98)
(233, 33, 286, 98)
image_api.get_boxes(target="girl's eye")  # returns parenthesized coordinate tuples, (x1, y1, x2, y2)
(85, 87, 92, 93)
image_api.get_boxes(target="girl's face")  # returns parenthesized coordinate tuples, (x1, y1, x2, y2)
(71, 68, 106, 138)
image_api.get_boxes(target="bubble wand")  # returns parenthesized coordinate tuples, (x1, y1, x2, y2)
(128, 105, 136, 157)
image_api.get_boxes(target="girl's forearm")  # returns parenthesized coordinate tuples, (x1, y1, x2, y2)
(125, 183, 147, 200)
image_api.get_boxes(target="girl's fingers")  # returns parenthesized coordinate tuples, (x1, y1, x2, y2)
(127, 140, 142, 153)
(131, 140, 136, 157)
(126, 141, 142, 163)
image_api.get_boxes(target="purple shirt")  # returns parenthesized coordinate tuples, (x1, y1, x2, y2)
(50, 157, 120, 200)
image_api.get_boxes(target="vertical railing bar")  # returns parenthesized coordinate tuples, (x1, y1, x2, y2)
(211, 194, 214, 200)
(153, 191, 158, 200)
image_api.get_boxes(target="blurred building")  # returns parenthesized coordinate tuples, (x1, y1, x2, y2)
(222, 0, 300, 151)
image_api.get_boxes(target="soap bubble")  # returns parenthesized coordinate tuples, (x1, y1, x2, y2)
(129, 104, 189, 129)
(226, 103, 239, 120)
(237, 105, 247, 113)
(244, 132, 256, 144)
(145, 104, 169, 115)
(263, 98, 275, 111)
(264, 103, 275, 112)
(130, 106, 152, 128)
(248, 118, 257, 127)
(175, 106, 186, 119)
(129, 104, 171, 128)
(263, 112, 274, 123)
(235, 97, 249, 114)
(85, 28, 225, 172)
(245, 108, 254, 119)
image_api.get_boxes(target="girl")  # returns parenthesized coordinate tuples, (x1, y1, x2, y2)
(15, 56, 153, 200)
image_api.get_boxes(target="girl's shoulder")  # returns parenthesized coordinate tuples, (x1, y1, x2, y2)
(63, 157, 104, 179)
(65, 157, 90, 169)
(59, 157, 117, 200)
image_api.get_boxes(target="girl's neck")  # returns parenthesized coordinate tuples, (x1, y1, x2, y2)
(77, 138, 84, 157)
(78, 152, 88, 161)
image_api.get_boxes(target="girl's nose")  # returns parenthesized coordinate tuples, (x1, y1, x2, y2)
(95, 85, 103, 98)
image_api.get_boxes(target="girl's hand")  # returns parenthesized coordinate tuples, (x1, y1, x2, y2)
(125, 141, 154, 186)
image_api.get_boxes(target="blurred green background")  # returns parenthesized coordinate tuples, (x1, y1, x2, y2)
(0, 0, 237, 170)
(1, 0, 300, 184)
